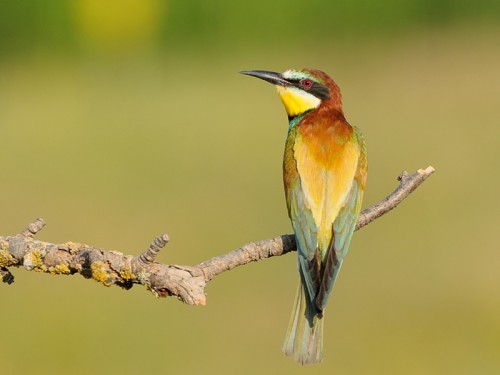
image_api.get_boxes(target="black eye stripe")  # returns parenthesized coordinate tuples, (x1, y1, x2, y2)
(289, 78, 330, 100)
(310, 83, 330, 100)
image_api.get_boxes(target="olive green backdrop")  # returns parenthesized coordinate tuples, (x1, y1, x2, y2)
(1, 1, 499, 374)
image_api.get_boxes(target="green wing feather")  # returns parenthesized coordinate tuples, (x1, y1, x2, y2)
(288, 181, 318, 260)
(287, 179, 321, 307)
(316, 173, 365, 311)
(284, 126, 322, 305)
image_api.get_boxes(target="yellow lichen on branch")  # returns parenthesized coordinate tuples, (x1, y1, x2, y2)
(91, 261, 113, 286)
(0, 248, 15, 268)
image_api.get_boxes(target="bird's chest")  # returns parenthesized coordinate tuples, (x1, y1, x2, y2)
(285, 123, 359, 237)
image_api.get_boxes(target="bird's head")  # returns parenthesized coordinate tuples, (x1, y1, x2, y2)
(240, 68, 342, 118)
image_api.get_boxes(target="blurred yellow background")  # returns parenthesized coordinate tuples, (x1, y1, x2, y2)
(1, 1, 499, 374)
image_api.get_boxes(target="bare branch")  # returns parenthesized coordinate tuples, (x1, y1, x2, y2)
(356, 166, 435, 230)
(0, 166, 434, 305)
(197, 166, 435, 281)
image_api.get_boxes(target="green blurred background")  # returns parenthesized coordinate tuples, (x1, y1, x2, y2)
(1, 1, 499, 374)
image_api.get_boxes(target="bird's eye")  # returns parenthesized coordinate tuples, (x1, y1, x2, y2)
(300, 79, 313, 89)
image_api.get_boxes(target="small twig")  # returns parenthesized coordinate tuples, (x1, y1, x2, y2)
(19, 218, 46, 238)
(134, 233, 170, 266)
(0, 166, 435, 305)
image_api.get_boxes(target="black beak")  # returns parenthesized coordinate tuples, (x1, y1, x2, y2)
(240, 70, 290, 87)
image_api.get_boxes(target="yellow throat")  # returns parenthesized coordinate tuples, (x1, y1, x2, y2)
(276, 85, 321, 117)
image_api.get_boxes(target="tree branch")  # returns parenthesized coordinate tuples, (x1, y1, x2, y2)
(0, 166, 435, 305)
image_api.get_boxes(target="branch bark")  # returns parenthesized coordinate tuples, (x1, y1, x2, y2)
(0, 166, 435, 305)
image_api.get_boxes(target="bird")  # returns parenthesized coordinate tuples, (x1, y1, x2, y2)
(240, 69, 367, 365)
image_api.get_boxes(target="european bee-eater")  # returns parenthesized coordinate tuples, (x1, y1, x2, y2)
(241, 69, 367, 365)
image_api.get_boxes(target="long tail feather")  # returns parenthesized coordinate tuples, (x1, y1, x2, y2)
(282, 282, 324, 365)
